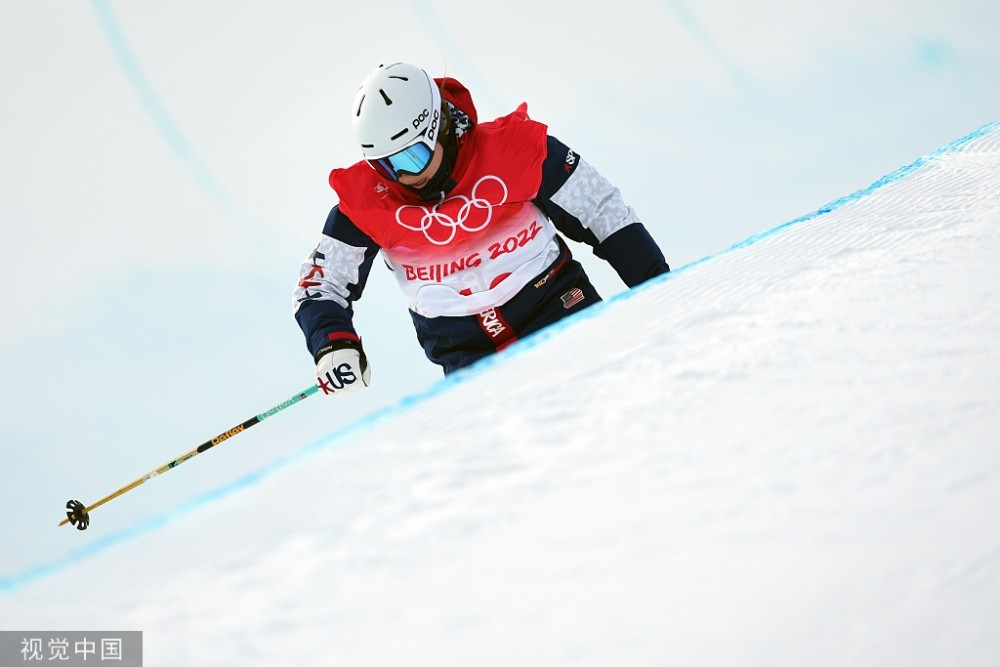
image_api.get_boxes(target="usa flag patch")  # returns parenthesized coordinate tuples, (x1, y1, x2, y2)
(560, 288, 585, 309)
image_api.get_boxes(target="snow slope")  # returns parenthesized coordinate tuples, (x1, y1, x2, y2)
(2, 123, 999, 666)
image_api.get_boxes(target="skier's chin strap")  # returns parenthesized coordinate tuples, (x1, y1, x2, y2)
(404, 159, 454, 201)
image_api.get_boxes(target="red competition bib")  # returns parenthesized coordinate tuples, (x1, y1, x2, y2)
(329, 107, 560, 317)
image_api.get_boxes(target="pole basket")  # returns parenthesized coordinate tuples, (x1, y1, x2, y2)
(65, 499, 90, 531)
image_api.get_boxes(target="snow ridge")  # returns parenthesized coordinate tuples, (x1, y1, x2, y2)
(2, 121, 999, 667)
(1, 121, 997, 596)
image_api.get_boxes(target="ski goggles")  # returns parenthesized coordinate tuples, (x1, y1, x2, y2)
(367, 130, 435, 181)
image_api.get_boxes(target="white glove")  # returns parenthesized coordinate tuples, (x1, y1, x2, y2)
(315, 342, 370, 396)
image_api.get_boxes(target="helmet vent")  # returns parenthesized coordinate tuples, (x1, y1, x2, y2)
(379, 89, 393, 105)
(355, 95, 365, 117)
(390, 128, 409, 140)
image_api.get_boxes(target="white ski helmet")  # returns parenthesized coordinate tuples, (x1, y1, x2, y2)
(351, 62, 442, 161)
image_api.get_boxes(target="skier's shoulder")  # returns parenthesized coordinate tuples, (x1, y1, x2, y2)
(329, 161, 378, 200)
(465, 103, 548, 176)
(479, 102, 547, 139)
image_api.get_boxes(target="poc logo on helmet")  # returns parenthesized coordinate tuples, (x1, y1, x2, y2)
(426, 109, 440, 143)
(413, 108, 440, 143)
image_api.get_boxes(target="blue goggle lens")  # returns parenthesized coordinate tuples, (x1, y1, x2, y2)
(371, 141, 434, 181)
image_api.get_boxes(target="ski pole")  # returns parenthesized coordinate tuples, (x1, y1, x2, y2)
(61, 384, 319, 530)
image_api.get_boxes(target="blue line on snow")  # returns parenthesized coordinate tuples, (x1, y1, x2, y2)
(659, 0, 767, 96)
(90, 0, 240, 216)
(408, 0, 508, 115)
(2, 120, 997, 595)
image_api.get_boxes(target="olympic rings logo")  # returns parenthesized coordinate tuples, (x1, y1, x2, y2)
(395, 175, 509, 246)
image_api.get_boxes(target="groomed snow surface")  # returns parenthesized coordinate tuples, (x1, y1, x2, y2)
(2, 123, 999, 666)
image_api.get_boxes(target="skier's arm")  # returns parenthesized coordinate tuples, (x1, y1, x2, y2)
(292, 206, 380, 363)
(533, 135, 669, 287)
